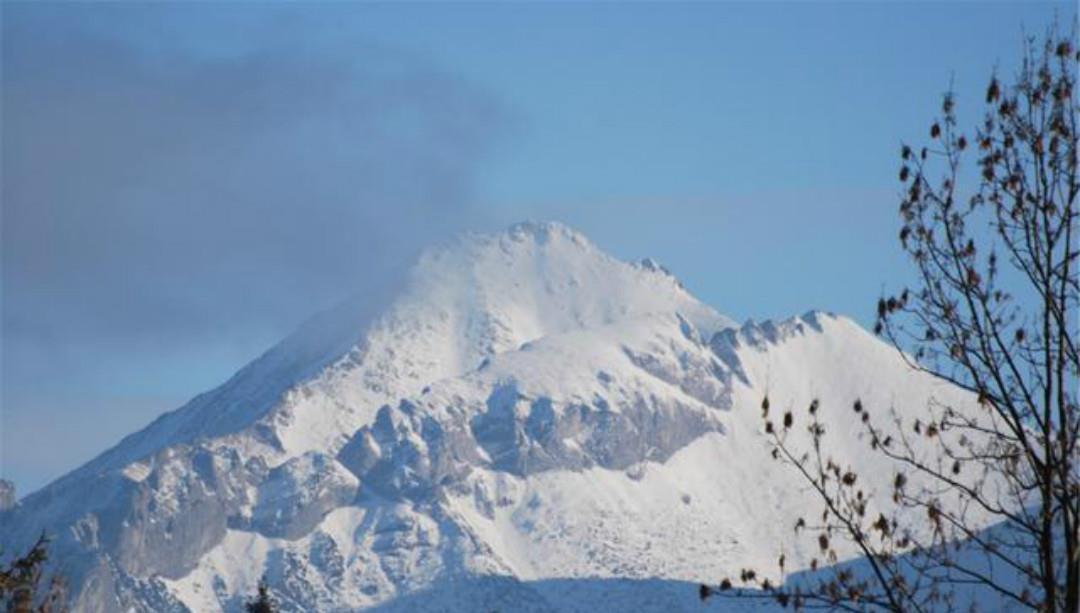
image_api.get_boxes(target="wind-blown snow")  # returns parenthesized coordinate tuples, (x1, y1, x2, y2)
(0, 222, 987, 612)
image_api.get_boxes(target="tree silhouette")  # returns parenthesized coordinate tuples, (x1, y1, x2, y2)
(245, 579, 277, 613)
(0, 533, 67, 613)
(704, 22, 1078, 612)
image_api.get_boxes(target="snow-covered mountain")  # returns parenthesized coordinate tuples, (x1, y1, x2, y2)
(0, 222, 976, 612)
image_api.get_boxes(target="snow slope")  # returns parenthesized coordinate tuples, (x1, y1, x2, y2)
(0, 222, 982, 612)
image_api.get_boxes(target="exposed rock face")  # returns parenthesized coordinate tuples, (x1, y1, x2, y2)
(251, 452, 359, 539)
(0, 480, 14, 512)
(470, 387, 721, 475)
(338, 402, 482, 501)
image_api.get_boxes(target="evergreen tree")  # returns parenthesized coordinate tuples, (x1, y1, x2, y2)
(0, 533, 67, 613)
(245, 579, 276, 613)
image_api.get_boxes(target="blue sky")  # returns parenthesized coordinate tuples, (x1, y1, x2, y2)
(1, 1, 1073, 494)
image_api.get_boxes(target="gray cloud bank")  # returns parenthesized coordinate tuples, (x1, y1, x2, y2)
(1, 4, 507, 493)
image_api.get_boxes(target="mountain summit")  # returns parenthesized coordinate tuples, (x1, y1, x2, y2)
(0, 222, 968, 612)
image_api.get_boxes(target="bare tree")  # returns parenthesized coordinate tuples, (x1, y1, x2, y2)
(702, 24, 1078, 612)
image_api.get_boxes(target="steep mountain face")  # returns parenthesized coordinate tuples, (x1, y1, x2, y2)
(0, 222, 975, 612)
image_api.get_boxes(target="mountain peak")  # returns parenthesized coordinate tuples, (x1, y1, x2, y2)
(64, 221, 733, 483)
(410, 221, 731, 343)
(1, 220, 979, 613)
(503, 220, 590, 244)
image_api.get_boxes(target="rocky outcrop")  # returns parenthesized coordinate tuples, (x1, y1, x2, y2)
(0, 480, 15, 512)
(251, 452, 359, 539)
(471, 383, 721, 475)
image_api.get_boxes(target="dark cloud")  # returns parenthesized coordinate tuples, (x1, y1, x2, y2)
(1, 4, 507, 491)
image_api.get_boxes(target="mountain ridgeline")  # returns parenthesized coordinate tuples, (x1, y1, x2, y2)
(0, 222, 976, 612)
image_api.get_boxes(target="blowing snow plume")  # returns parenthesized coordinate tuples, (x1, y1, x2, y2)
(0, 3, 508, 492)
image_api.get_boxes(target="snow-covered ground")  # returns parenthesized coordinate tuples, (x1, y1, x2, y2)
(0, 222, 991, 611)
